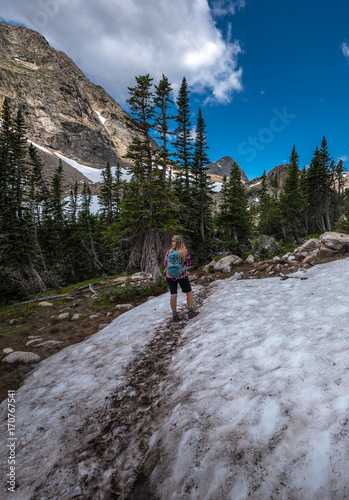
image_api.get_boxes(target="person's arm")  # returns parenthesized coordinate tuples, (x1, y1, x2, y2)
(185, 250, 191, 268)
(164, 249, 170, 268)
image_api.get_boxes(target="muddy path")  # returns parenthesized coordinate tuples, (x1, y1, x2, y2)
(32, 279, 213, 500)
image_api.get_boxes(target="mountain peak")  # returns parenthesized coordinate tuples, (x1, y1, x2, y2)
(207, 156, 249, 183)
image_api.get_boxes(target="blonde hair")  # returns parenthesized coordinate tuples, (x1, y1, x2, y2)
(171, 235, 187, 262)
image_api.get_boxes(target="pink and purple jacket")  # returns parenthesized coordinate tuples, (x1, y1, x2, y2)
(164, 249, 191, 279)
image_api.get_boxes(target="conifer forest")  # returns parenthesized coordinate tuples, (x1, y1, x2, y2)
(0, 74, 348, 302)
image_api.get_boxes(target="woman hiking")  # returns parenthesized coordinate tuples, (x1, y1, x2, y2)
(164, 235, 198, 321)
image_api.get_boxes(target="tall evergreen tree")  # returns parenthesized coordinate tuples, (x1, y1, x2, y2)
(78, 182, 103, 270)
(154, 74, 174, 183)
(279, 145, 305, 240)
(306, 137, 333, 233)
(190, 108, 214, 258)
(215, 162, 251, 250)
(99, 162, 115, 226)
(174, 77, 193, 191)
(107, 75, 178, 280)
(332, 159, 347, 219)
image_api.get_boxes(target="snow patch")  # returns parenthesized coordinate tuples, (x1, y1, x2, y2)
(95, 110, 107, 125)
(2, 259, 349, 498)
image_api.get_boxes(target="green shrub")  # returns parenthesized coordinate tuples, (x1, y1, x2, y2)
(334, 216, 349, 234)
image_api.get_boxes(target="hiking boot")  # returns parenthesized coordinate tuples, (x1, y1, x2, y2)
(188, 309, 199, 319)
(173, 313, 180, 321)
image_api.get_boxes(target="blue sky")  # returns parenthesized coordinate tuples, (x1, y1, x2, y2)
(204, 0, 349, 180)
(1, 0, 349, 181)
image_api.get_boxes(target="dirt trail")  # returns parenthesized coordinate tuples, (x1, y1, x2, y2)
(32, 279, 212, 500)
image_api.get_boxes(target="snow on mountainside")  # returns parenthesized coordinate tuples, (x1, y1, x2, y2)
(0, 21, 146, 191)
(1, 259, 349, 499)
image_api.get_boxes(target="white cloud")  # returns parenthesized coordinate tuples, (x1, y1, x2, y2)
(341, 41, 349, 60)
(210, 0, 246, 17)
(1, 0, 244, 105)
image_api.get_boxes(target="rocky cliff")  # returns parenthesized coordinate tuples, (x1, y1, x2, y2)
(0, 22, 137, 182)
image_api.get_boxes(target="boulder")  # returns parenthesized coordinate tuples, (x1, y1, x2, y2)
(245, 255, 254, 264)
(302, 249, 320, 265)
(204, 255, 243, 273)
(71, 314, 82, 321)
(57, 312, 70, 321)
(252, 235, 279, 258)
(114, 304, 134, 311)
(131, 272, 152, 281)
(293, 238, 320, 255)
(38, 301, 54, 307)
(113, 276, 128, 283)
(2, 351, 40, 364)
(3, 348, 14, 355)
(319, 232, 349, 256)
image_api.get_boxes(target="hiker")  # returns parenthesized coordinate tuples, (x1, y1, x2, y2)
(164, 235, 198, 321)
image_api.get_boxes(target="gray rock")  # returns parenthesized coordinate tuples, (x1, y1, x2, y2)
(293, 238, 320, 255)
(204, 255, 243, 273)
(320, 231, 349, 256)
(232, 272, 243, 280)
(113, 276, 128, 283)
(26, 339, 44, 347)
(252, 235, 279, 258)
(245, 255, 255, 264)
(3, 348, 14, 354)
(2, 351, 40, 364)
(131, 271, 152, 281)
(99, 324, 108, 330)
(57, 312, 70, 321)
(114, 304, 134, 311)
(34, 341, 64, 348)
(71, 314, 82, 321)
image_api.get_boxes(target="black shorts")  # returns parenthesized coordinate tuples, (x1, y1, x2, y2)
(166, 276, 192, 295)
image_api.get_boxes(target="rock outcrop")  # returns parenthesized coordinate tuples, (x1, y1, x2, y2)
(319, 232, 349, 256)
(0, 22, 142, 177)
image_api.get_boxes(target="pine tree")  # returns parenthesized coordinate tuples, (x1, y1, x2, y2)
(279, 145, 305, 241)
(67, 181, 79, 223)
(190, 108, 214, 259)
(107, 75, 178, 280)
(306, 137, 333, 233)
(99, 162, 115, 226)
(215, 162, 251, 250)
(154, 74, 174, 183)
(77, 182, 103, 271)
(174, 77, 193, 192)
(332, 159, 347, 219)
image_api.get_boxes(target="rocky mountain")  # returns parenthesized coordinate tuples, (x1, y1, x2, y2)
(0, 22, 139, 189)
(207, 156, 249, 183)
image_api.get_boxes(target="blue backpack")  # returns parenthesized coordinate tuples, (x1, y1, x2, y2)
(167, 250, 186, 278)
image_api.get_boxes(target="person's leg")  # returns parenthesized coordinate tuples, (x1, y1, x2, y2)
(186, 290, 193, 309)
(179, 277, 198, 318)
(170, 293, 177, 312)
(166, 277, 179, 320)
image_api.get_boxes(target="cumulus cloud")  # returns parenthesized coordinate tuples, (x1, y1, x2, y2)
(0, 0, 244, 104)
